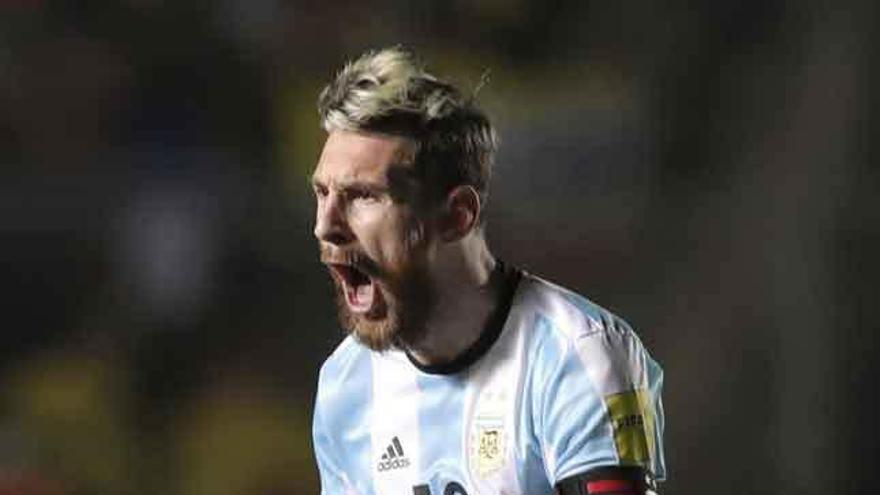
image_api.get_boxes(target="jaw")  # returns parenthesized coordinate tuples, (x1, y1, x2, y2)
(328, 267, 397, 352)
(321, 245, 437, 352)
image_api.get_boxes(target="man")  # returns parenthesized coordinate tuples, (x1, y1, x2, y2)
(310, 47, 665, 495)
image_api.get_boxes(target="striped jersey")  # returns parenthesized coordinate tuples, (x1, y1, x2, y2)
(312, 265, 666, 495)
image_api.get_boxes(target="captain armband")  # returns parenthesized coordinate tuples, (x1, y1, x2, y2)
(555, 466, 658, 495)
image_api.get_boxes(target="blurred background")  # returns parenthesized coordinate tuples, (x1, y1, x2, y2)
(1, 1, 877, 494)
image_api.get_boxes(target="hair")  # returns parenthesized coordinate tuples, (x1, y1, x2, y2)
(317, 46, 498, 215)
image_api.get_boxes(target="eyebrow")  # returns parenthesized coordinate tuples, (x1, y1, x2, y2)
(310, 176, 389, 195)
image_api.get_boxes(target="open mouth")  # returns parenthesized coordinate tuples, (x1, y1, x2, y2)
(328, 263, 383, 315)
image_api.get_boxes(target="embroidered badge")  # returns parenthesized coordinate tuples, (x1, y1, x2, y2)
(472, 415, 506, 477)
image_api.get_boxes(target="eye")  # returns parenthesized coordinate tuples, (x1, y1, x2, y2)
(348, 188, 379, 203)
(313, 183, 328, 198)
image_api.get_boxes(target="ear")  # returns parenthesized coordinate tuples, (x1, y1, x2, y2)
(439, 185, 481, 242)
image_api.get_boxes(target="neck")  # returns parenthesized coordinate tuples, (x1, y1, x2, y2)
(405, 234, 501, 367)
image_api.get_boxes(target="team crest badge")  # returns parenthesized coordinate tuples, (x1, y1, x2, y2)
(470, 415, 506, 478)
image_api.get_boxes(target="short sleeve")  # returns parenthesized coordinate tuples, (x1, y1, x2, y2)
(534, 314, 666, 484)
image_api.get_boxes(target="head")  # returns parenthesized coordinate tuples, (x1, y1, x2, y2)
(311, 47, 498, 351)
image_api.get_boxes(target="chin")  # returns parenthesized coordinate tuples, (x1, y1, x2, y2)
(333, 281, 431, 352)
(324, 245, 436, 352)
(352, 318, 400, 352)
(335, 291, 398, 351)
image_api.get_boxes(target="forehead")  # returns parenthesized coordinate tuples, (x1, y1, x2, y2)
(313, 129, 416, 184)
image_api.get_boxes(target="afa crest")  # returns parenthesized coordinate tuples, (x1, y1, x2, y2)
(470, 416, 506, 478)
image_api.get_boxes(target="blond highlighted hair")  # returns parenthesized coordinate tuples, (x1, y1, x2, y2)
(318, 47, 497, 212)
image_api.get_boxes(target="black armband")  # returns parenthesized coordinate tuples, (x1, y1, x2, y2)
(555, 466, 658, 495)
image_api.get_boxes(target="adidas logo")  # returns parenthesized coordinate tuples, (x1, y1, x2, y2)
(377, 436, 410, 472)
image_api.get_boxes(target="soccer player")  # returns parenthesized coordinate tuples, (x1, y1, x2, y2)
(310, 47, 665, 495)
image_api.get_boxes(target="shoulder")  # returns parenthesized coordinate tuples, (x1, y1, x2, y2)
(513, 272, 666, 483)
(513, 271, 658, 397)
(515, 271, 638, 345)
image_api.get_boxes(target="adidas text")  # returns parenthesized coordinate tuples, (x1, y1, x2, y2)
(377, 457, 410, 471)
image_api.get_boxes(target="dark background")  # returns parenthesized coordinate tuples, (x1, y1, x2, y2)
(1, 1, 877, 494)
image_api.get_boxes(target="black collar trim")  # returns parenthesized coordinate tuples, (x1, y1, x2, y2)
(404, 260, 521, 375)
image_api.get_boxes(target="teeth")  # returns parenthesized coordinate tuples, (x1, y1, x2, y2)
(337, 265, 368, 286)
(351, 268, 369, 286)
(332, 265, 359, 286)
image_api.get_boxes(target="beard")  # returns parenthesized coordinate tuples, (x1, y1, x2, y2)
(332, 257, 434, 351)
(322, 237, 436, 352)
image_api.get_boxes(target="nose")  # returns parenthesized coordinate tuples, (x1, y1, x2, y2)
(314, 191, 354, 246)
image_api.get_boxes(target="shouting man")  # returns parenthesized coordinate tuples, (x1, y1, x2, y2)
(310, 47, 666, 495)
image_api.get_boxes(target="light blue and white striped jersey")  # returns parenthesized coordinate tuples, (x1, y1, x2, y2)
(313, 266, 665, 495)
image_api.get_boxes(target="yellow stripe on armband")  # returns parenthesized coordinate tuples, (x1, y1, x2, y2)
(604, 388, 655, 465)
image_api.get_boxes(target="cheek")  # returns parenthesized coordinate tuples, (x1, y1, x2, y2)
(349, 207, 402, 252)
(378, 224, 419, 268)
(389, 219, 430, 269)
(354, 211, 422, 267)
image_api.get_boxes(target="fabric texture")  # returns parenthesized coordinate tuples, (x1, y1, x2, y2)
(312, 269, 665, 495)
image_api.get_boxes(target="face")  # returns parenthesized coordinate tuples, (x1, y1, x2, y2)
(312, 129, 436, 351)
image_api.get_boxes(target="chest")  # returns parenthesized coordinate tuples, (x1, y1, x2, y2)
(349, 351, 550, 495)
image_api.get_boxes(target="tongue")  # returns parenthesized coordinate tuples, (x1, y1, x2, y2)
(347, 279, 375, 313)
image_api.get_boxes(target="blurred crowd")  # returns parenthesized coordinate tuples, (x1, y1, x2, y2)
(1, 1, 877, 494)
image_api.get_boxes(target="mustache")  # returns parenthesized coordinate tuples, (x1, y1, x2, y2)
(319, 246, 382, 277)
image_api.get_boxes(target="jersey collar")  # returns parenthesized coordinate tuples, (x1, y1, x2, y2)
(403, 260, 522, 375)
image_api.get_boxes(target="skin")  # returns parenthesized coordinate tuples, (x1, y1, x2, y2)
(312, 129, 501, 366)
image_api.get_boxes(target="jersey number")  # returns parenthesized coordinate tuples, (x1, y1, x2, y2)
(412, 482, 468, 494)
